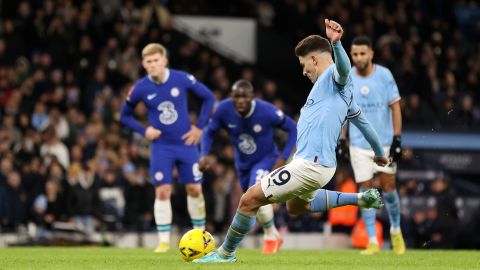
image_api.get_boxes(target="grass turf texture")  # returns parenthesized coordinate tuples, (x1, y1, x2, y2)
(0, 248, 479, 270)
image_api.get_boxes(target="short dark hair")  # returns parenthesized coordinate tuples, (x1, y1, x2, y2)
(231, 79, 253, 93)
(352, 36, 372, 48)
(295, 35, 332, 57)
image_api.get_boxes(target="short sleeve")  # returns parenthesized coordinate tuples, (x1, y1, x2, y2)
(385, 69, 401, 105)
(125, 83, 142, 106)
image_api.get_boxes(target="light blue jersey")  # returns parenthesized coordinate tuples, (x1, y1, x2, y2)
(349, 65, 400, 149)
(294, 64, 360, 168)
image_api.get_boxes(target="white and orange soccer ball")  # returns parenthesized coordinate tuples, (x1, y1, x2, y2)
(178, 229, 216, 262)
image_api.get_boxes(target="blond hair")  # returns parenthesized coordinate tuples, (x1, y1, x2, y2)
(142, 43, 167, 59)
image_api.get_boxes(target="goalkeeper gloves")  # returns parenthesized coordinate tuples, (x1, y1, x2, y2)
(336, 138, 350, 161)
(389, 135, 402, 163)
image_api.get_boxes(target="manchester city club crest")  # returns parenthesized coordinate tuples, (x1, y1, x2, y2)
(360, 86, 370, 95)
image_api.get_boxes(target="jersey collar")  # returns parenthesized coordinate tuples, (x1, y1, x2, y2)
(244, 100, 256, 118)
(148, 68, 170, 84)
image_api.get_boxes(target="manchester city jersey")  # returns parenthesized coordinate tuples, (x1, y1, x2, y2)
(294, 64, 360, 168)
(348, 65, 400, 149)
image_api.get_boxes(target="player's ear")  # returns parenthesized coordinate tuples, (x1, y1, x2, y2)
(311, 55, 317, 66)
(163, 56, 169, 67)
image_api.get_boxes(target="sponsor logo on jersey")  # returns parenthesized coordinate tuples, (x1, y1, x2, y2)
(238, 133, 257, 154)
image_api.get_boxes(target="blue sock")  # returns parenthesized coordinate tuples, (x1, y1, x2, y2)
(383, 189, 400, 229)
(310, 189, 359, 212)
(359, 188, 377, 240)
(220, 211, 256, 256)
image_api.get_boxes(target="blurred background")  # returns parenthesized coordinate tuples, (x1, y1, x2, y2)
(0, 0, 479, 249)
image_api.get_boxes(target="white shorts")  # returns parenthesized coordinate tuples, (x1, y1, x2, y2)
(260, 158, 336, 203)
(350, 146, 397, 183)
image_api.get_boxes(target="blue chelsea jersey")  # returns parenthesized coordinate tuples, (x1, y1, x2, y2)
(201, 99, 297, 170)
(120, 68, 215, 145)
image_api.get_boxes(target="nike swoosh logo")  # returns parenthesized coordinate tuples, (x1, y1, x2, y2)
(227, 124, 236, 128)
(147, 93, 157, 100)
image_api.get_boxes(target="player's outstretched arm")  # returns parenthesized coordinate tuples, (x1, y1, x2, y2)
(349, 111, 388, 167)
(325, 19, 350, 85)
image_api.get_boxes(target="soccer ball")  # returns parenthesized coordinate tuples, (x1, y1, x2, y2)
(178, 229, 215, 261)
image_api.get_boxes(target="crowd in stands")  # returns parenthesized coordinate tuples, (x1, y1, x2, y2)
(0, 0, 479, 249)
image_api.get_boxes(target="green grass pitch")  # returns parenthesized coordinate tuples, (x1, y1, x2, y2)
(0, 247, 479, 270)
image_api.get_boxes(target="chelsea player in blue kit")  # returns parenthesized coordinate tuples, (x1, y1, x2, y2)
(120, 43, 215, 253)
(194, 19, 389, 263)
(338, 36, 405, 255)
(199, 79, 297, 254)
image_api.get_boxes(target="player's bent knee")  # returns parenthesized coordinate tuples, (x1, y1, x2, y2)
(185, 184, 202, 197)
(156, 184, 172, 200)
(286, 202, 308, 216)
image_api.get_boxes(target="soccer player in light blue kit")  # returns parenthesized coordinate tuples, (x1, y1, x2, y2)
(199, 79, 297, 254)
(194, 19, 389, 263)
(120, 43, 215, 253)
(339, 36, 405, 255)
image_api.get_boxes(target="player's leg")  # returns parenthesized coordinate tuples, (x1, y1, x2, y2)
(248, 161, 282, 254)
(378, 170, 405, 255)
(194, 159, 311, 263)
(150, 144, 175, 253)
(193, 183, 270, 263)
(350, 146, 380, 254)
(154, 184, 173, 253)
(177, 146, 206, 230)
(286, 186, 382, 216)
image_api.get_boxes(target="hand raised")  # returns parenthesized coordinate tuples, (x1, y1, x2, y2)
(325, 19, 344, 42)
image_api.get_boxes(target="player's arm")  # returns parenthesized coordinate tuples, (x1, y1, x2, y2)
(278, 115, 297, 161)
(187, 76, 215, 129)
(120, 86, 147, 135)
(388, 71, 403, 162)
(182, 74, 215, 145)
(325, 19, 350, 85)
(348, 105, 388, 166)
(199, 107, 223, 171)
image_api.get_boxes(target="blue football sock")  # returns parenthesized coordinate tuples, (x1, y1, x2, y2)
(310, 189, 359, 212)
(383, 189, 401, 229)
(220, 211, 256, 256)
(359, 188, 377, 240)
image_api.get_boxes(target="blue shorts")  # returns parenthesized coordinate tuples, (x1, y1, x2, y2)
(150, 144, 202, 186)
(237, 155, 277, 192)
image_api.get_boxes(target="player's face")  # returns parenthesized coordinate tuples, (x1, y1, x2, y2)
(350, 45, 373, 73)
(142, 53, 167, 77)
(231, 88, 253, 115)
(298, 55, 318, 83)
